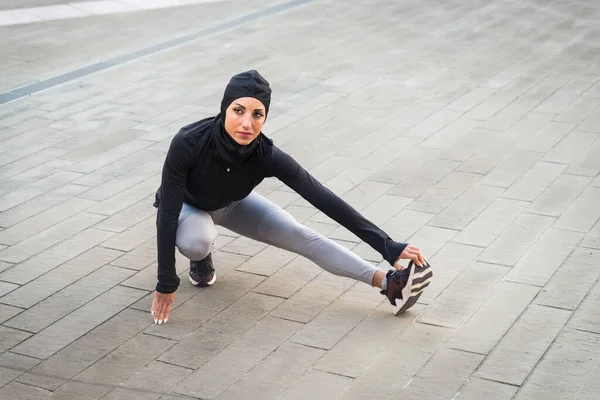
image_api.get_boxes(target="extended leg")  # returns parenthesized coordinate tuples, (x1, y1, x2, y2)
(212, 192, 380, 286)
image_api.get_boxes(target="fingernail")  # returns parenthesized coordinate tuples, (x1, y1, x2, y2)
(151, 311, 155, 316)
(164, 318, 168, 323)
(158, 320, 162, 325)
(154, 319, 157, 324)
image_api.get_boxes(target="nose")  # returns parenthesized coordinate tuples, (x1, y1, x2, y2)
(241, 114, 252, 129)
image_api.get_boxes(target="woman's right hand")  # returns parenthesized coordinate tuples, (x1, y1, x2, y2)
(151, 290, 176, 324)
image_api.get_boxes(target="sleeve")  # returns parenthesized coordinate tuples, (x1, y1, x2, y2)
(155, 131, 191, 293)
(267, 148, 408, 266)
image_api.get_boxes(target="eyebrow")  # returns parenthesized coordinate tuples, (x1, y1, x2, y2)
(234, 103, 264, 112)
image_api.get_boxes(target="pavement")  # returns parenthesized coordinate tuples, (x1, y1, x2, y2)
(1, 0, 600, 398)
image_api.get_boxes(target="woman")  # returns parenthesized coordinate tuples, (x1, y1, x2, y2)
(151, 70, 432, 324)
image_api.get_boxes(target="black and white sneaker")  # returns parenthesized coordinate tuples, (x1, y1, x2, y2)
(381, 259, 433, 314)
(189, 253, 216, 287)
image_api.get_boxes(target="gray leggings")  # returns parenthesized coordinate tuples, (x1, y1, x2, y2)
(175, 191, 378, 286)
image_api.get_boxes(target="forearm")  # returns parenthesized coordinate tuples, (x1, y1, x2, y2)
(155, 207, 180, 293)
(295, 173, 407, 265)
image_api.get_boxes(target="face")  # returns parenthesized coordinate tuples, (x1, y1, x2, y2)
(224, 97, 266, 145)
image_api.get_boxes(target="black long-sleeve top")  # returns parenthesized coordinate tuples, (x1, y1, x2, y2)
(153, 116, 407, 293)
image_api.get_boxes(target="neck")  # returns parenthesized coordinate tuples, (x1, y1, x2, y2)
(211, 115, 260, 166)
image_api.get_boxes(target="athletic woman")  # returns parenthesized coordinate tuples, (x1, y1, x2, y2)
(151, 70, 433, 324)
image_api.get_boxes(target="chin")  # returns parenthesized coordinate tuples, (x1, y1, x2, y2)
(235, 135, 257, 145)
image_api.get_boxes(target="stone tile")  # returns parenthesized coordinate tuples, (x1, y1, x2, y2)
(419, 118, 478, 149)
(0, 281, 18, 297)
(387, 158, 460, 198)
(555, 186, 600, 232)
(75, 333, 176, 386)
(17, 308, 151, 390)
(418, 261, 509, 328)
(544, 131, 598, 164)
(11, 285, 147, 359)
(527, 173, 591, 217)
(416, 242, 483, 305)
(289, 283, 383, 350)
(144, 270, 264, 341)
(405, 225, 458, 261)
(566, 135, 600, 177)
(339, 323, 454, 400)
(0, 184, 89, 228)
(568, 280, 600, 333)
(269, 271, 355, 323)
(452, 198, 528, 247)
(362, 140, 436, 181)
(0, 352, 40, 388)
(445, 87, 497, 112)
(429, 184, 504, 230)
(0, 246, 123, 308)
(0, 303, 23, 324)
(581, 219, 600, 249)
(0, 382, 49, 400)
(0, 197, 96, 246)
(173, 316, 303, 399)
(462, 94, 517, 121)
(4, 265, 135, 333)
(218, 342, 325, 400)
(478, 150, 543, 188)
(0, 326, 31, 353)
(236, 246, 297, 276)
(554, 97, 600, 124)
(86, 175, 159, 216)
(118, 360, 193, 396)
(43, 380, 110, 400)
(397, 347, 484, 399)
(475, 305, 572, 386)
(506, 228, 583, 286)
(513, 329, 600, 400)
(482, 100, 539, 131)
(478, 213, 554, 266)
(277, 369, 353, 400)
(455, 377, 518, 400)
(406, 171, 482, 214)
(314, 302, 424, 378)
(158, 292, 281, 369)
(0, 211, 108, 265)
(519, 121, 576, 153)
(252, 257, 322, 299)
(535, 247, 600, 310)
(578, 112, 600, 133)
(501, 161, 566, 202)
(378, 209, 436, 243)
(0, 170, 83, 212)
(446, 281, 539, 354)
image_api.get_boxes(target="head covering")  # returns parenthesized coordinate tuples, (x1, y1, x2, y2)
(212, 70, 271, 167)
(220, 70, 271, 120)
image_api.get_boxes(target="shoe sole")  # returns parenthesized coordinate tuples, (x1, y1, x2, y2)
(189, 271, 217, 287)
(396, 260, 433, 314)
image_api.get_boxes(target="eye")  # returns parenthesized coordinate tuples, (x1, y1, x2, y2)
(233, 107, 243, 114)
(253, 112, 264, 118)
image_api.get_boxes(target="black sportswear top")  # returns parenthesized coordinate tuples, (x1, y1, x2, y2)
(153, 116, 408, 293)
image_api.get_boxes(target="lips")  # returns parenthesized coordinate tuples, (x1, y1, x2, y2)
(238, 131, 252, 137)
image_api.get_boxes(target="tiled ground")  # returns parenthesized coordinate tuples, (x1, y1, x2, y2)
(1, 0, 600, 399)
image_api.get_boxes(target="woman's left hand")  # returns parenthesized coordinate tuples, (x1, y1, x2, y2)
(396, 244, 426, 267)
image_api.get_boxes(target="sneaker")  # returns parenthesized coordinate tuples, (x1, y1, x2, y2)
(188, 253, 216, 287)
(381, 260, 433, 313)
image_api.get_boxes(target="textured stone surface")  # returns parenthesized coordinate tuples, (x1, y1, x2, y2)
(1, 0, 600, 398)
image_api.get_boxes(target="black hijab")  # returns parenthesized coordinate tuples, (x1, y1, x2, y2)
(212, 70, 272, 166)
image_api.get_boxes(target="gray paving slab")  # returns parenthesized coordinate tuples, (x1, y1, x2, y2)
(1, 0, 600, 398)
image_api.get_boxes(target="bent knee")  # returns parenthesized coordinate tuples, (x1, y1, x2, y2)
(176, 234, 213, 261)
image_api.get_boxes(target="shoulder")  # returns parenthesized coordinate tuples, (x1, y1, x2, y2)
(256, 133, 302, 178)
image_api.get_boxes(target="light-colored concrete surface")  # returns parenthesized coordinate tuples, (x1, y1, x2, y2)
(1, 0, 600, 399)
